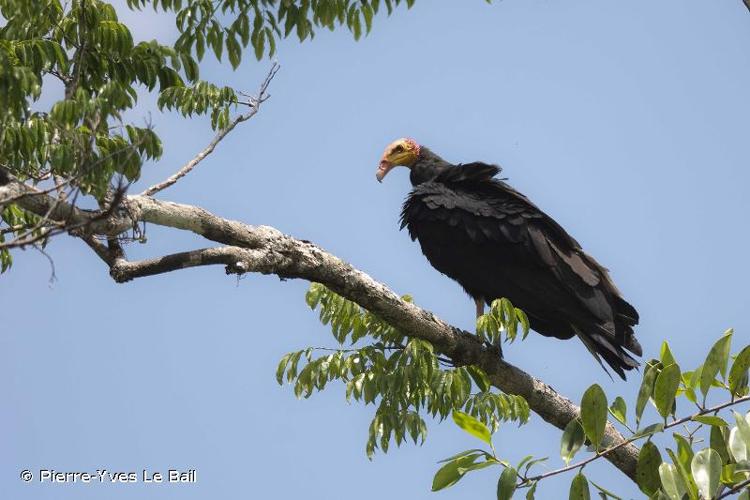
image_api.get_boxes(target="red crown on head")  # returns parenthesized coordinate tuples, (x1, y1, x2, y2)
(404, 138, 420, 157)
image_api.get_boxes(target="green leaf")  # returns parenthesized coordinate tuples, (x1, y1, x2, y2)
(496, 466, 517, 500)
(729, 345, 750, 397)
(516, 308, 530, 340)
(666, 448, 699, 500)
(653, 363, 681, 418)
(636, 441, 663, 496)
(580, 384, 608, 450)
(734, 411, 750, 454)
(226, 34, 241, 69)
(516, 455, 535, 471)
(181, 52, 199, 81)
(589, 481, 623, 500)
(693, 415, 728, 427)
(305, 283, 324, 309)
(438, 449, 489, 463)
(729, 426, 748, 462)
(721, 463, 738, 485)
(700, 329, 733, 398)
(460, 459, 499, 474)
(658, 463, 688, 500)
(253, 29, 265, 60)
(560, 418, 586, 464)
(524, 457, 548, 475)
(569, 472, 591, 500)
(525, 481, 538, 500)
(685, 367, 702, 390)
(608, 397, 627, 426)
(738, 462, 750, 475)
(631, 422, 664, 440)
(710, 426, 731, 464)
(351, 11, 362, 40)
(466, 365, 491, 392)
(276, 353, 291, 384)
(636, 360, 661, 426)
(452, 410, 492, 446)
(361, 2, 374, 32)
(674, 434, 695, 471)
(690, 448, 722, 500)
(660, 341, 676, 367)
(432, 454, 480, 491)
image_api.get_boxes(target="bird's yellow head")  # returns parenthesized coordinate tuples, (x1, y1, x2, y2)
(376, 138, 421, 182)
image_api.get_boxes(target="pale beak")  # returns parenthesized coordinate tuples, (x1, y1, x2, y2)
(376, 159, 393, 183)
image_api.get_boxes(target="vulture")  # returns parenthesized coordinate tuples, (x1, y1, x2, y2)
(376, 138, 641, 379)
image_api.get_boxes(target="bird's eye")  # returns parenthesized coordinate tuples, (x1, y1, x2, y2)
(393, 145, 404, 153)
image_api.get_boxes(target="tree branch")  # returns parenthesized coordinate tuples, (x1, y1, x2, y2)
(108, 246, 258, 282)
(1, 178, 641, 482)
(140, 63, 280, 197)
(522, 394, 750, 485)
(718, 477, 750, 499)
(0, 173, 130, 248)
(111, 205, 644, 480)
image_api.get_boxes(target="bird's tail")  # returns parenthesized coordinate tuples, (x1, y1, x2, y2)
(573, 322, 641, 381)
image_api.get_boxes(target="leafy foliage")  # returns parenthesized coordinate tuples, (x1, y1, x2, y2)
(0, 0, 420, 271)
(284, 288, 750, 498)
(431, 328, 750, 499)
(277, 283, 530, 458)
(125, 0, 422, 65)
(476, 297, 530, 345)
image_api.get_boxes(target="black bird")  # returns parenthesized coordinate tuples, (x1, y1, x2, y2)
(376, 138, 641, 379)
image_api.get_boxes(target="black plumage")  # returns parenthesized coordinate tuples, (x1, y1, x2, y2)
(397, 146, 641, 379)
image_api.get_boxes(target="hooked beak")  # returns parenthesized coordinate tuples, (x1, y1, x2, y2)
(376, 159, 393, 183)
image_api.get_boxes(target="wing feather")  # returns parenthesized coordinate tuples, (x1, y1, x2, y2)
(400, 161, 640, 378)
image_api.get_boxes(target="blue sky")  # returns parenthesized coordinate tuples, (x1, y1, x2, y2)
(3, 0, 750, 498)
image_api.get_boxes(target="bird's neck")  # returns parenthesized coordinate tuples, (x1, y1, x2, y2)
(409, 147, 452, 186)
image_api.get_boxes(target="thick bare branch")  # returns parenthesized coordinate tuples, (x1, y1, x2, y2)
(0, 172, 134, 250)
(88, 199, 640, 482)
(0, 173, 131, 236)
(141, 63, 280, 197)
(1, 172, 639, 481)
(109, 246, 257, 282)
(79, 235, 115, 266)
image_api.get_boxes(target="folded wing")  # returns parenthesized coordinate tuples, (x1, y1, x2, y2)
(400, 162, 641, 379)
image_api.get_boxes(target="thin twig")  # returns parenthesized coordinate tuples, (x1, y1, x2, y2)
(668, 394, 750, 429)
(1, 226, 57, 249)
(34, 245, 58, 285)
(141, 63, 280, 196)
(1, 225, 25, 235)
(718, 477, 750, 499)
(521, 394, 750, 485)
